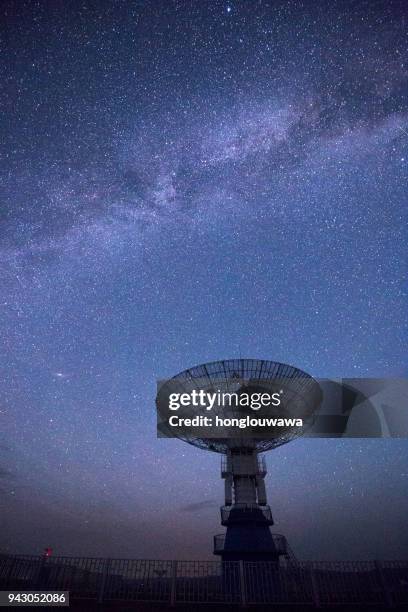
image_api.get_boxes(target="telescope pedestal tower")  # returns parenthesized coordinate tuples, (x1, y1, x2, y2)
(214, 448, 284, 562)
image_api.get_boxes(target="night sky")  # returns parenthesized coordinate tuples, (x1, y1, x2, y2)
(1, 0, 407, 560)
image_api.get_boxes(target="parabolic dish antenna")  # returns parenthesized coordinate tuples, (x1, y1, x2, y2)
(156, 359, 322, 562)
(156, 358, 323, 453)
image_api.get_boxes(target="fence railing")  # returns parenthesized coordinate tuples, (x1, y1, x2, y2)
(0, 555, 407, 606)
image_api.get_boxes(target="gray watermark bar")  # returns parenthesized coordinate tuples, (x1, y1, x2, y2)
(156, 377, 408, 439)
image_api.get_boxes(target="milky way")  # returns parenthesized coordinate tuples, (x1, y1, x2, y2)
(0, 0, 407, 559)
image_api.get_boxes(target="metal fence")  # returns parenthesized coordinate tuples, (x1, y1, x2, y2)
(0, 555, 407, 606)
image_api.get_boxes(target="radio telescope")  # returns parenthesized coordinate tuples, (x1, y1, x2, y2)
(156, 359, 322, 562)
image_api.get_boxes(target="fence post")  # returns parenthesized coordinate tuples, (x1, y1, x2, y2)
(34, 556, 46, 588)
(239, 561, 247, 607)
(98, 558, 111, 603)
(4, 557, 17, 588)
(375, 560, 393, 608)
(170, 560, 177, 606)
(309, 562, 320, 608)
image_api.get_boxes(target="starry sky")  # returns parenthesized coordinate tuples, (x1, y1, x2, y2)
(0, 0, 407, 560)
